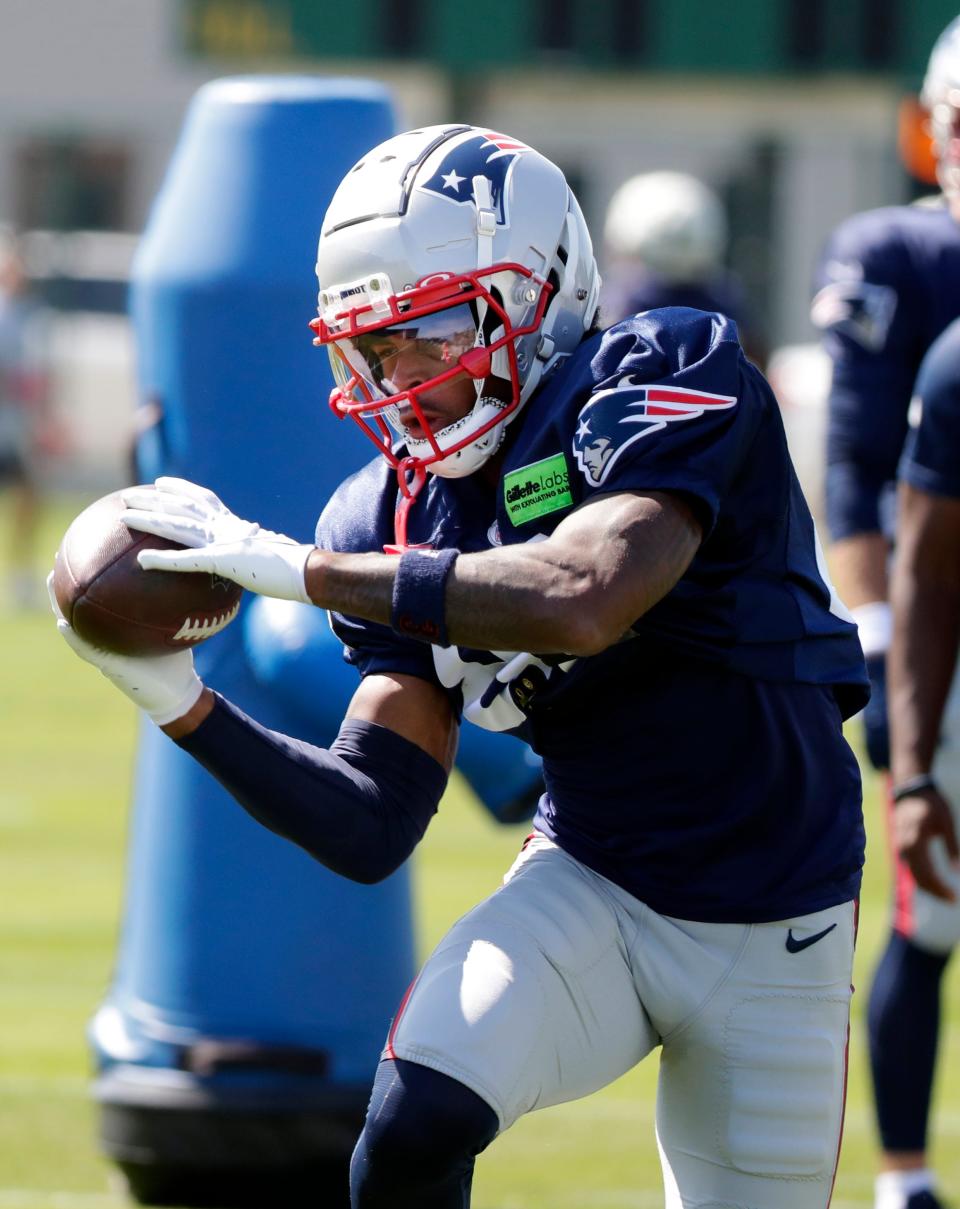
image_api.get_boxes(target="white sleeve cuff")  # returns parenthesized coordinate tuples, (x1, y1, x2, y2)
(851, 600, 892, 658)
(149, 673, 205, 727)
(286, 542, 315, 604)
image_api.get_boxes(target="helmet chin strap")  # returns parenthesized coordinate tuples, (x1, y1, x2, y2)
(385, 459, 428, 554)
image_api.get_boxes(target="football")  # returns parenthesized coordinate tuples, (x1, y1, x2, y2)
(53, 487, 243, 656)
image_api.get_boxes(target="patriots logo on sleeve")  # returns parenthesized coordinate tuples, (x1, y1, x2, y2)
(418, 132, 528, 225)
(573, 377, 738, 486)
(810, 270, 897, 351)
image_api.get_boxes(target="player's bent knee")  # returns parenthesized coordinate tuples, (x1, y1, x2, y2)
(351, 1058, 499, 1208)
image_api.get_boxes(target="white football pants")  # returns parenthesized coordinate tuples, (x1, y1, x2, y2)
(387, 833, 856, 1209)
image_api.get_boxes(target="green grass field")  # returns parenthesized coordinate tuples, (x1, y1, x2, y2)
(3, 492, 960, 1208)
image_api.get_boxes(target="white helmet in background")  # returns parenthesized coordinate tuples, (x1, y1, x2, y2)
(312, 125, 600, 493)
(922, 16, 960, 197)
(603, 171, 727, 283)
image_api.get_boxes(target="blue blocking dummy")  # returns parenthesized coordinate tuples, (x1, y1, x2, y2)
(90, 77, 542, 1198)
(243, 596, 545, 822)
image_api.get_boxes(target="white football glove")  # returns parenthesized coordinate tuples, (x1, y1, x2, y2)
(48, 573, 204, 725)
(121, 478, 314, 604)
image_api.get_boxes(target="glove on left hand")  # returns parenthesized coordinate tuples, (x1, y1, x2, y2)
(49, 572, 203, 724)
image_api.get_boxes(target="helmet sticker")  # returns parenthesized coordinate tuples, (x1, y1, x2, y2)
(419, 132, 529, 226)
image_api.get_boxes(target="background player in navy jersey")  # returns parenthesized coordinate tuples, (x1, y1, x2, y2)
(812, 18, 960, 1209)
(888, 317, 960, 1208)
(890, 317, 960, 901)
(54, 125, 867, 1209)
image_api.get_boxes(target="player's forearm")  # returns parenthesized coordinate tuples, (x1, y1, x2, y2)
(443, 494, 700, 654)
(888, 549, 960, 783)
(828, 532, 889, 610)
(305, 547, 395, 626)
(448, 543, 619, 655)
(304, 492, 701, 657)
(304, 543, 596, 654)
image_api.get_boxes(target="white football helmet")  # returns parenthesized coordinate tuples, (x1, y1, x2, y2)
(922, 16, 960, 197)
(311, 125, 600, 514)
(603, 171, 727, 282)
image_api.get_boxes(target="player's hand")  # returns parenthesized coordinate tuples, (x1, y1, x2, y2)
(121, 478, 314, 604)
(893, 785, 960, 902)
(861, 652, 890, 770)
(48, 572, 204, 724)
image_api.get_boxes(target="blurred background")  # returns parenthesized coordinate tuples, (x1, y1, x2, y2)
(2, 3, 958, 1208)
(0, 0, 950, 505)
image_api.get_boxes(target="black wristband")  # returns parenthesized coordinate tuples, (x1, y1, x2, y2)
(390, 546, 460, 646)
(892, 773, 939, 802)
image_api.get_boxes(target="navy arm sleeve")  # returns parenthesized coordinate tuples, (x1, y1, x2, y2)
(176, 695, 448, 883)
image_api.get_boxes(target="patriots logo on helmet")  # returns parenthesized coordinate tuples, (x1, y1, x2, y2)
(419, 132, 528, 225)
(573, 377, 738, 486)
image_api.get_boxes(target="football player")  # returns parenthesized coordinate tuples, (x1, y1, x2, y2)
(55, 125, 867, 1209)
(890, 316, 960, 907)
(601, 170, 765, 366)
(886, 318, 960, 1209)
(812, 18, 960, 1209)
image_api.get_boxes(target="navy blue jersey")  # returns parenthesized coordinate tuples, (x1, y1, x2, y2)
(900, 315, 960, 499)
(813, 199, 960, 540)
(317, 308, 866, 923)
